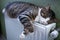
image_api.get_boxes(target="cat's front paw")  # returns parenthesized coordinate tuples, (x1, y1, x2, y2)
(24, 26, 34, 33)
(24, 28, 30, 35)
(20, 32, 26, 40)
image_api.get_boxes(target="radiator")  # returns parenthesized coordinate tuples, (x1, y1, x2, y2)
(20, 22, 56, 40)
(2, 8, 58, 40)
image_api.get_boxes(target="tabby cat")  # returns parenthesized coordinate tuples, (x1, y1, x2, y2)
(2, 1, 56, 35)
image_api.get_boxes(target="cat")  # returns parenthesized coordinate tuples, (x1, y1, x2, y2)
(2, 1, 56, 37)
(35, 6, 56, 25)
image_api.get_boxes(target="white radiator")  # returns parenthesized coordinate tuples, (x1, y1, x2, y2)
(20, 22, 56, 40)
(2, 8, 58, 40)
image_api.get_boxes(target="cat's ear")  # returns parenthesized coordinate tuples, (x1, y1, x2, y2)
(45, 5, 50, 11)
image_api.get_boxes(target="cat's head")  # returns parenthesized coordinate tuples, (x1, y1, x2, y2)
(40, 6, 54, 18)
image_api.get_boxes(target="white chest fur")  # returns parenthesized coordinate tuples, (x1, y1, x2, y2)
(35, 8, 50, 25)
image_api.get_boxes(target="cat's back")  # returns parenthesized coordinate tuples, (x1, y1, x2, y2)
(4, 1, 39, 18)
(5, 1, 38, 10)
